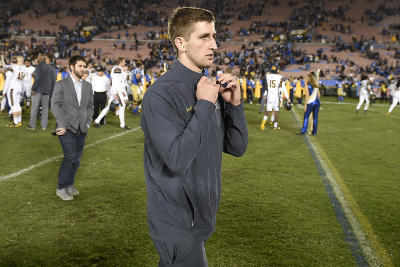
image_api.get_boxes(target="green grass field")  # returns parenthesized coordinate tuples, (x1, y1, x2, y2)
(0, 96, 399, 266)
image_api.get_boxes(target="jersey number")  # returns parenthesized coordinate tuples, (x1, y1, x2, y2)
(17, 72, 25, 81)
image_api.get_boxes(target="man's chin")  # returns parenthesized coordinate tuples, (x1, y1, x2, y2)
(202, 61, 213, 68)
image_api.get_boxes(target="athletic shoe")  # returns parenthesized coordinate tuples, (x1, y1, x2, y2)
(26, 126, 35, 130)
(260, 124, 265, 130)
(56, 188, 73, 201)
(387, 112, 391, 116)
(94, 122, 100, 128)
(0, 110, 5, 115)
(68, 185, 79, 196)
(100, 121, 106, 125)
(364, 110, 368, 114)
(121, 125, 131, 130)
(355, 109, 359, 114)
(269, 121, 273, 125)
(6, 123, 17, 127)
(273, 127, 280, 130)
(16, 122, 22, 127)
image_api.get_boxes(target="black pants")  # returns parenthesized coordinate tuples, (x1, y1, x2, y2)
(93, 92, 107, 123)
(290, 89, 294, 103)
(153, 240, 208, 267)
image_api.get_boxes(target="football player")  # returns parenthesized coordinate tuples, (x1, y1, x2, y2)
(131, 68, 144, 115)
(356, 75, 372, 114)
(23, 59, 35, 109)
(94, 58, 130, 130)
(5, 56, 25, 127)
(261, 73, 290, 130)
(387, 79, 400, 115)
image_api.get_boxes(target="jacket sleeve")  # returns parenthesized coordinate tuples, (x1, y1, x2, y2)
(51, 80, 67, 128)
(142, 90, 215, 174)
(31, 66, 42, 93)
(223, 102, 248, 157)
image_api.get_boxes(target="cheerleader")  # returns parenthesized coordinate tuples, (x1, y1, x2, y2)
(298, 74, 321, 135)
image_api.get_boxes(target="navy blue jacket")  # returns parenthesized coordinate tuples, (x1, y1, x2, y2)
(141, 60, 248, 243)
(31, 61, 56, 95)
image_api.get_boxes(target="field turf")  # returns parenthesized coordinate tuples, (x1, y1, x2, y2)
(0, 96, 399, 266)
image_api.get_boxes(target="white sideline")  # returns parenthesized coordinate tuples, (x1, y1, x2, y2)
(0, 127, 141, 182)
(291, 109, 384, 267)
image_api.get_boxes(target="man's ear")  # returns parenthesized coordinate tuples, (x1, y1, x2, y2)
(175, 37, 185, 52)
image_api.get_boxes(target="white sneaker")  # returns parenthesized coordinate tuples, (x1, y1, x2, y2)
(68, 185, 79, 196)
(56, 188, 74, 201)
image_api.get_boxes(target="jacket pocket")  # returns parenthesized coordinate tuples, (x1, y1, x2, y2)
(182, 185, 195, 227)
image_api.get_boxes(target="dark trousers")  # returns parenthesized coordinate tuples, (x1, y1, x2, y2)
(246, 89, 253, 103)
(153, 240, 208, 267)
(258, 88, 265, 104)
(297, 90, 303, 105)
(301, 103, 320, 135)
(290, 89, 294, 103)
(58, 128, 86, 189)
(93, 92, 107, 123)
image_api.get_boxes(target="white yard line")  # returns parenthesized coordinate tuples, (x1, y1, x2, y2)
(292, 109, 393, 267)
(0, 127, 141, 182)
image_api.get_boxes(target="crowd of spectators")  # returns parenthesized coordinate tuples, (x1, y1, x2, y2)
(0, 0, 399, 84)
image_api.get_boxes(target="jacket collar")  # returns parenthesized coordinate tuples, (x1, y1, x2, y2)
(170, 59, 204, 87)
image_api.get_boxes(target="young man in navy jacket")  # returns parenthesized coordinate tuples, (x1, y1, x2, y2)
(141, 7, 248, 267)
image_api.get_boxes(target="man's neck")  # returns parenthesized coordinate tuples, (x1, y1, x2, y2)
(71, 72, 81, 82)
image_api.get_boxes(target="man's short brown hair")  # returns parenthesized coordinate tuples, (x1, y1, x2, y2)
(168, 7, 215, 53)
(116, 57, 125, 65)
(69, 55, 86, 70)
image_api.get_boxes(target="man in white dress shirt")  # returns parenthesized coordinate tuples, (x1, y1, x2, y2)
(91, 67, 110, 125)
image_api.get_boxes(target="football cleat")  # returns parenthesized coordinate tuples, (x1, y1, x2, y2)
(93, 122, 100, 128)
(121, 125, 131, 130)
(273, 127, 280, 130)
(269, 121, 273, 125)
(387, 112, 391, 116)
(6, 123, 17, 127)
(364, 110, 368, 114)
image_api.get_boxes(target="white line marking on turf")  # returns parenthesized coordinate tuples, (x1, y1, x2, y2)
(291, 109, 392, 267)
(0, 127, 141, 182)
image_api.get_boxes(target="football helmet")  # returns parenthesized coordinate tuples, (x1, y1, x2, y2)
(110, 100, 118, 112)
(284, 101, 292, 110)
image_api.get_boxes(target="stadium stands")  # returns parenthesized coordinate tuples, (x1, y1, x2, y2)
(0, 0, 399, 90)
